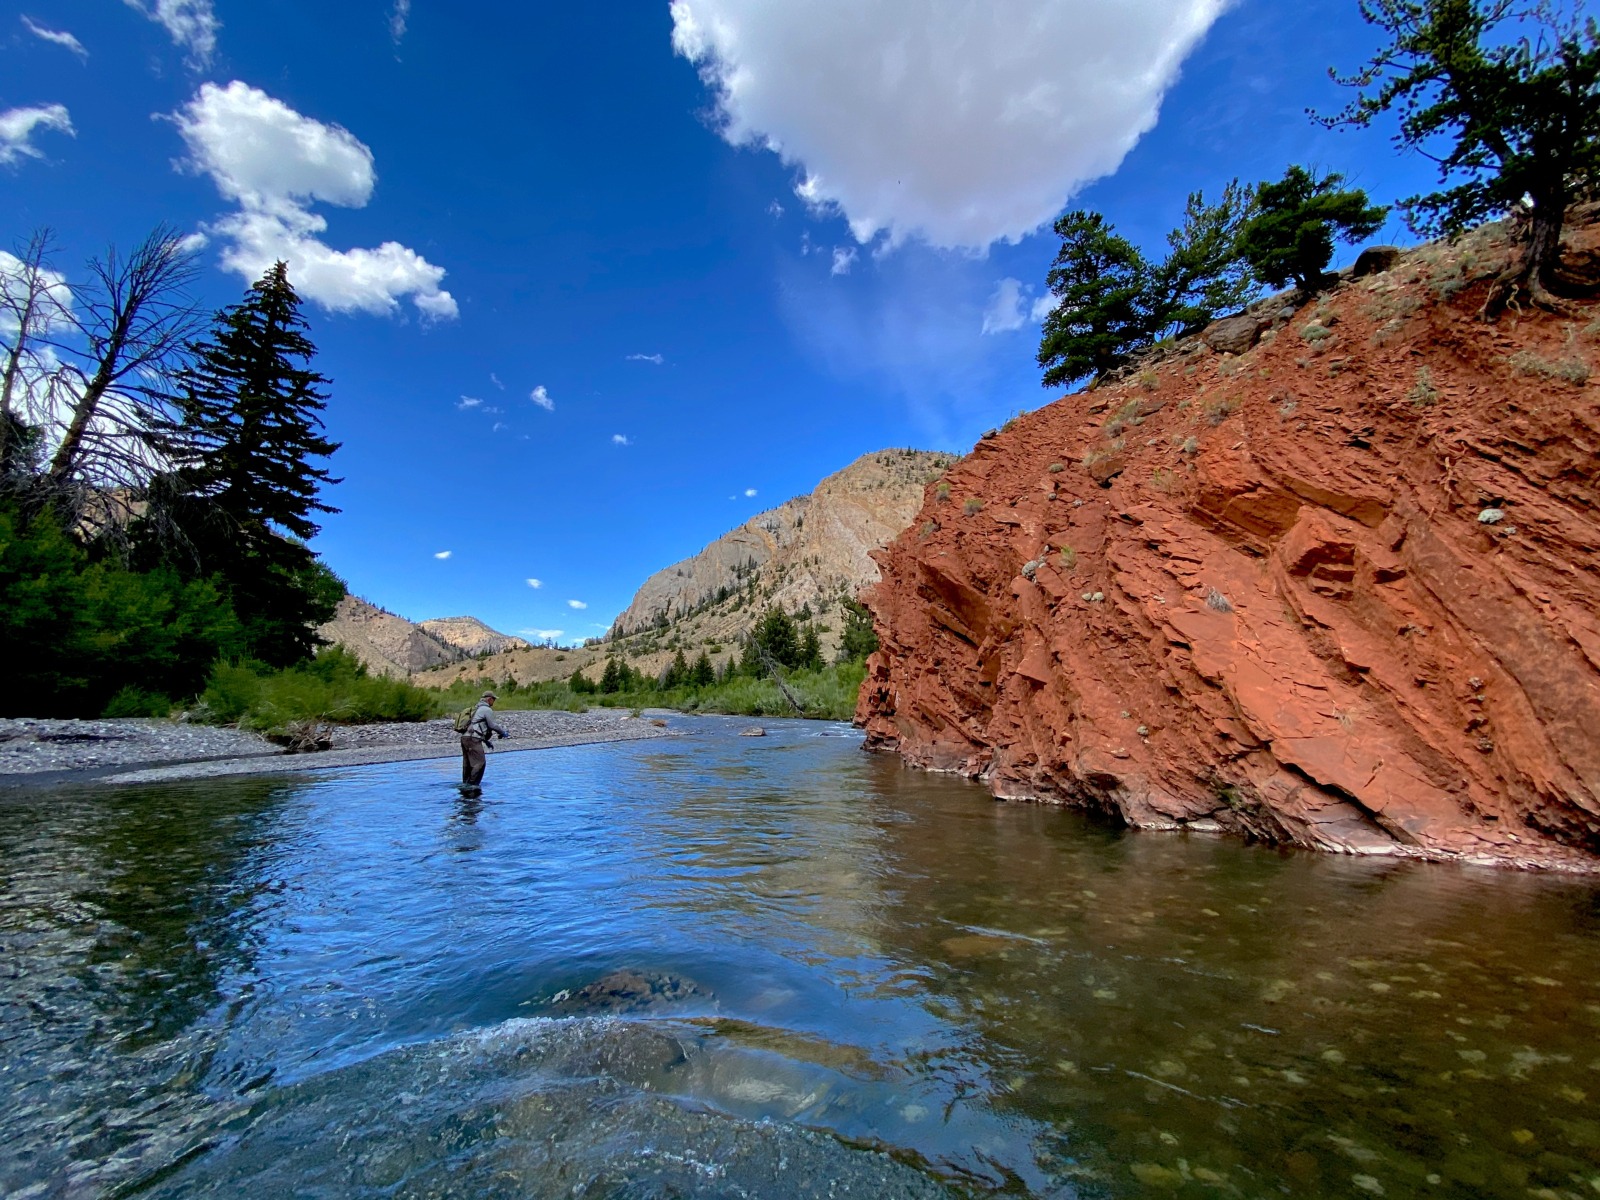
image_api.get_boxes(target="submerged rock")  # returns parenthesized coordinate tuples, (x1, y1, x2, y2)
(551, 969, 709, 1015)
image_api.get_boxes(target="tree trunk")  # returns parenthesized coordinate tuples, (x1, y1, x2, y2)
(1483, 197, 1571, 318)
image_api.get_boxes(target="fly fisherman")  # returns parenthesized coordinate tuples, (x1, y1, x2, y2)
(460, 690, 510, 792)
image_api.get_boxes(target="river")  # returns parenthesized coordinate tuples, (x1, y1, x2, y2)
(3, 716, 1598, 1198)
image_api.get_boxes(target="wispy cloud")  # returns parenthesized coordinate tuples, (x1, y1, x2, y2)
(456, 395, 482, 410)
(767, 199, 785, 218)
(611, 433, 631, 446)
(830, 246, 857, 276)
(0, 104, 74, 167)
(530, 385, 554, 411)
(489, 372, 504, 390)
(981, 277, 1059, 335)
(625, 352, 664, 364)
(526, 578, 542, 589)
(567, 599, 587, 610)
(22, 17, 88, 59)
(491, 421, 508, 433)
(520, 627, 564, 640)
(122, 0, 218, 67)
(389, 0, 410, 43)
(433, 550, 452, 560)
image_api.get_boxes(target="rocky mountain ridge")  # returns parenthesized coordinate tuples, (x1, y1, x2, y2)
(858, 219, 1600, 871)
(415, 448, 953, 690)
(317, 596, 466, 677)
(419, 617, 529, 658)
(317, 600, 528, 678)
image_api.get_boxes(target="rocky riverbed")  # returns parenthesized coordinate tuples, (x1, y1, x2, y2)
(0, 709, 669, 787)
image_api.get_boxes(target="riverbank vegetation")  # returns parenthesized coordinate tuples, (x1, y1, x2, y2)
(432, 660, 870, 722)
(2, 238, 347, 718)
(433, 601, 879, 722)
(199, 649, 435, 731)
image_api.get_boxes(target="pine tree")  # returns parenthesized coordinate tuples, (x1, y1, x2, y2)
(665, 648, 690, 688)
(690, 650, 715, 687)
(837, 597, 879, 663)
(753, 606, 801, 669)
(1321, 0, 1600, 311)
(1236, 167, 1388, 294)
(158, 262, 343, 666)
(599, 657, 624, 693)
(799, 624, 823, 671)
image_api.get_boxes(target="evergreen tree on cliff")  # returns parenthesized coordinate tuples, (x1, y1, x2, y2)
(1321, 0, 1600, 312)
(157, 262, 343, 666)
(1236, 166, 1388, 293)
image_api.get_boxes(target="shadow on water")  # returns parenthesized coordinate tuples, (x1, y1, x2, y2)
(1, 716, 1598, 1198)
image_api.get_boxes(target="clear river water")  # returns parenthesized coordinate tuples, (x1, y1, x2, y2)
(3, 716, 1599, 1199)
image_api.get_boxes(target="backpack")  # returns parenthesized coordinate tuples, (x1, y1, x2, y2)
(452, 705, 478, 734)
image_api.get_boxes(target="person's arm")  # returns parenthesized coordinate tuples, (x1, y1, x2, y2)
(488, 712, 511, 739)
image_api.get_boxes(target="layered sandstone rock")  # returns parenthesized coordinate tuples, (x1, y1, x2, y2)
(859, 227, 1600, 870)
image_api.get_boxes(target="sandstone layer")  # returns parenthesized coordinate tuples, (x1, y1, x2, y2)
(859, 227, 1600, 870)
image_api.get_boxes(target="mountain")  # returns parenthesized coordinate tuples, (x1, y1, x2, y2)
(610, 448, 956, 648)
(420, 617, 530, 658)
(318, 596, 465, 677)
(858, 219, 1600, 870)
(413, 447, 954, 691)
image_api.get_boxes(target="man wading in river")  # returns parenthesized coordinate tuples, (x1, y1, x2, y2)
(460, 690, 510, 794)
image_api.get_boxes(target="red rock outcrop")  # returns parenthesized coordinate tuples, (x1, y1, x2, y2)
(858, 229, 1600, 870)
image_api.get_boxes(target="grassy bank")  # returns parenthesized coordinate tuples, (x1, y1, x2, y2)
(431, 661, 868, 722)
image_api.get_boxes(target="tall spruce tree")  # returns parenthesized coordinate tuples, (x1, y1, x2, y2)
(162, 263, 343, 666)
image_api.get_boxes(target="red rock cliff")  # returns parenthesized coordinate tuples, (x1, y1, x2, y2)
(858, 230, 1600, 870)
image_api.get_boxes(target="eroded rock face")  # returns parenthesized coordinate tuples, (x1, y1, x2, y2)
(859, 235, 1600, 870)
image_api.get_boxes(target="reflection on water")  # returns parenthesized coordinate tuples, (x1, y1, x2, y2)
(1, 716, 1598, 1198)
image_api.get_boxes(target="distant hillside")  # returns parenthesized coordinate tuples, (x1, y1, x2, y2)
(420, 617, 530, 658)
(414, 447, 955, 691)
(318, 596, 464, 677)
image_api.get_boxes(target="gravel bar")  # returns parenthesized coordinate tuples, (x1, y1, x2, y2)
(0, 710, 670, 788)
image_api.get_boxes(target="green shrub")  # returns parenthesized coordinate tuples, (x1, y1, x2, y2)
(198, 647, 435, 730)
(103, 686, 172, 718)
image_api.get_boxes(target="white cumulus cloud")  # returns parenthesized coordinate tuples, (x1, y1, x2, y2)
(526, 578, 542, 589)
(611, 433, 631, 446)
(0, 104, 74, 167)
(567, 599, 587, 610)
(670, 0, 1230, 249)
(22, 17, 88, 59)
(434, 550, 452, 560)
(123, 0, 218, 66)
(174, 81, 457, 319)
(744, 487, 758, 497)
(521, 628, 564, 641)
(530, 385, 554, 410)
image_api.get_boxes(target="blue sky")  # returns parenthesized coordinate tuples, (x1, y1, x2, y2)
(1, 0, 1440, 642)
